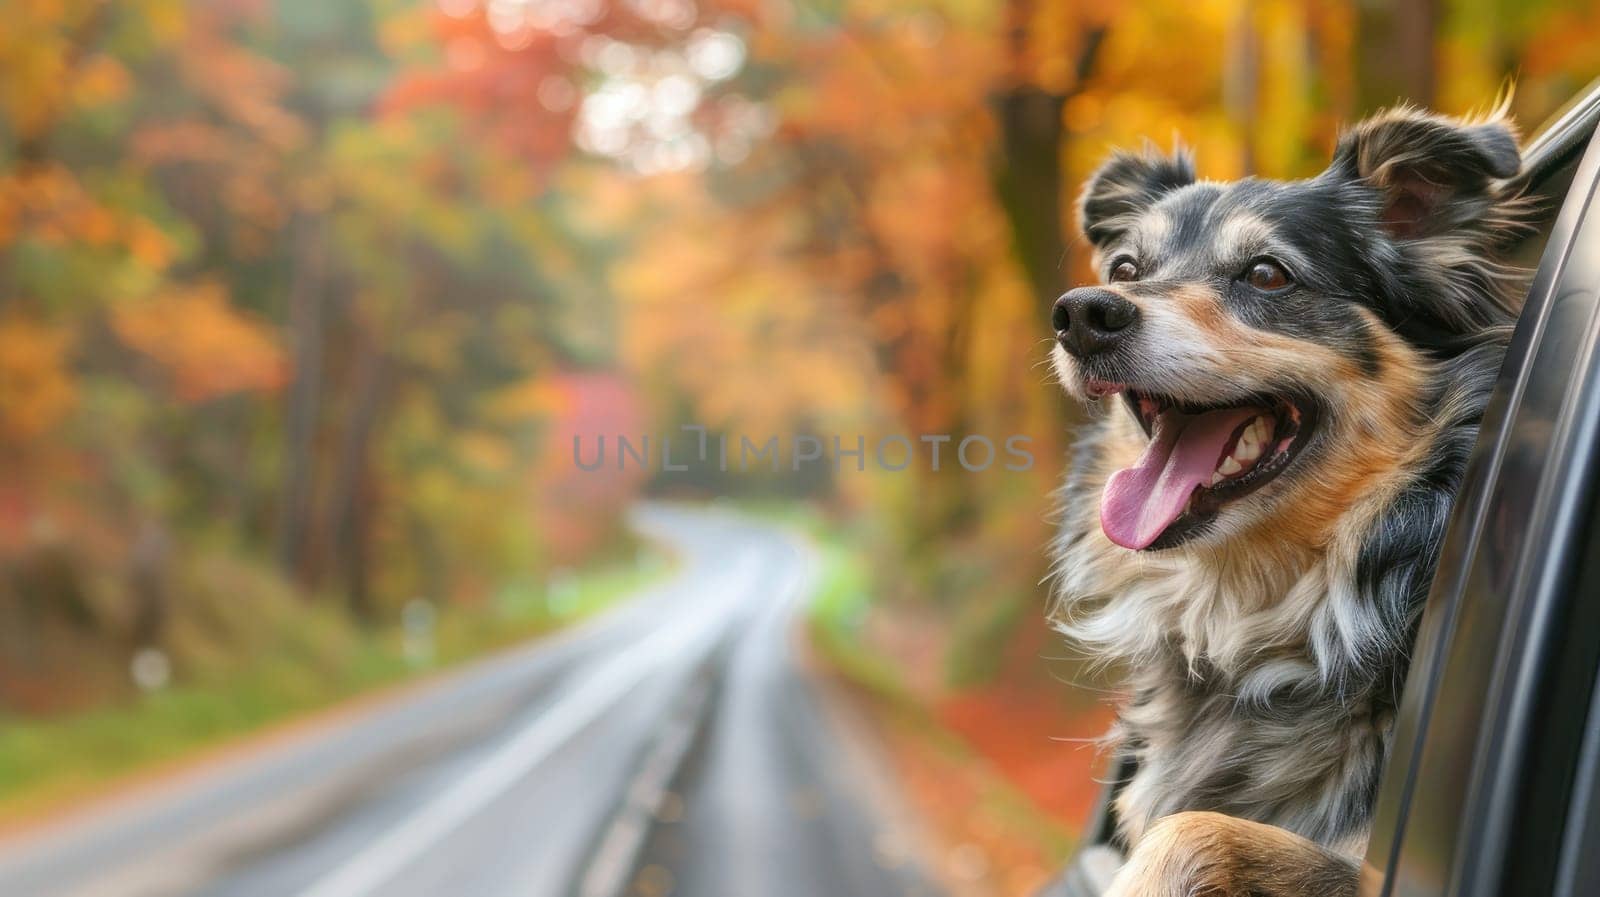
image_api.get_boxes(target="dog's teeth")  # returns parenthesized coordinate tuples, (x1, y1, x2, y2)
(1231, 415, 1275, 467)
(1249, 416, 1269, 443)
(1256, 415, 1275, 444)
(1214, 415, 1276, 482)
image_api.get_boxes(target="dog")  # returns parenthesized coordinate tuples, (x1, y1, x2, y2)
(1048, 106, 1527, 896)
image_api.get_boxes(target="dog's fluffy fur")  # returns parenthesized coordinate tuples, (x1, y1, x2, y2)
(1050, 106, 1528, 896)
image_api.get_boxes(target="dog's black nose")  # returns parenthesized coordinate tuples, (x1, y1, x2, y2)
(1053, 288, 1138, 358)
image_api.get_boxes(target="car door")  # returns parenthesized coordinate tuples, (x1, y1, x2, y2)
(1040, 83, 1600, 897)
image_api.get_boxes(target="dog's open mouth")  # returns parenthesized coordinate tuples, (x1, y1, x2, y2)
(1101, 390, 1317, 550)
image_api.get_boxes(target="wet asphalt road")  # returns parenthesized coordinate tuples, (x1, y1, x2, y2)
(0, 505, 943, 897)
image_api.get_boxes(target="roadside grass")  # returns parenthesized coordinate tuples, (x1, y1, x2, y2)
(0, 553, 666, 824)
(806, 527, 909, 700)
(798, 507, 1078, 881)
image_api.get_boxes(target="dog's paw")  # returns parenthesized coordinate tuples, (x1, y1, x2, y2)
(1104, 811, 1360, 897)
(1107, 812, 1203, 895)
(1103, 811, 1220, 897)
(1102, 863, 1174, 897)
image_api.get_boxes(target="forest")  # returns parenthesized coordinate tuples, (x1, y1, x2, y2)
(2, 0, 1597, 864)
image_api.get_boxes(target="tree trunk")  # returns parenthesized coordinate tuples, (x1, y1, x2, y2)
(276, 215, 326, 584)
(993, 87, 1068, 300)
(989, 17, 1107, 304)
(1224, 6, 1262, 174)
(327, 324, 388, 622)
(1356, 0, 1438, 109)
(127, 518, 171, 647)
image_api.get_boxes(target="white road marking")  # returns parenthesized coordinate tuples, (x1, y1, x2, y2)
(292, 550, 766, 897)
(575, 672, 712, 897)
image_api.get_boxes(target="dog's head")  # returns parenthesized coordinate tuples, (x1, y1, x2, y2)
(1054, 108, 1523, 552)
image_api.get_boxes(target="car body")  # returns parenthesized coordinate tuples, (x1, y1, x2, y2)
(1046, 81, 1600, 897)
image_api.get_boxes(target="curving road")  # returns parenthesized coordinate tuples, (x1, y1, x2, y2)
(0, 505, 945, 897)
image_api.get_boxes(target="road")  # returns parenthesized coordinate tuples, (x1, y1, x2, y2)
(0, 505, 944, 897)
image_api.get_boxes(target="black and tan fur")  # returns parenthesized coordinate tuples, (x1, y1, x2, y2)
(1049, 107, 1528, 896)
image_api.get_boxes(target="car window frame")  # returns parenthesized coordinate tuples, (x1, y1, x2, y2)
(1362, 88, 1600, 897)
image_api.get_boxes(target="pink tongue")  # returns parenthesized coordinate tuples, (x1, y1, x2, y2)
(1101, 407, 1261, 550)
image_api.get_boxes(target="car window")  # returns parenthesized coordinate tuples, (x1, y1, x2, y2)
(1507, 88, 1600, 269)
(1509, 168, 1578, 268)
(1363, 99, 1600, 897)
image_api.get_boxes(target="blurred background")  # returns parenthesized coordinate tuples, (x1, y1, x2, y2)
(0, 2, 1596, 896)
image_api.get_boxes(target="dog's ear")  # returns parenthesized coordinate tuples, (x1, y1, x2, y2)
(1078, 145, 1195, 247)
(1327, 107, 1520, 240)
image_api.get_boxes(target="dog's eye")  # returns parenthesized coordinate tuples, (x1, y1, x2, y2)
(1245, 260, 1292, 292)
(1109, 259, 1139, 283)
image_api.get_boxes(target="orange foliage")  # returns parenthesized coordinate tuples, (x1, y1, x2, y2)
(0, 165, 175, 264)
(110, 283, 288, 403)
(379, 9, 579, 172)
(938, 612, 1119, 830)
(0, 317, 77, 444)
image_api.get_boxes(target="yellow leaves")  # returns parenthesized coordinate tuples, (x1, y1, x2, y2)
(1019, 0, 1117, 93)
(110, 283, 288, 404)
(0, 165, 175, 268)
(489, 378, 571, 422)
(1440, 5, 1600, 124)
(604, 10, 1045, 443)
(70, 54, 130, 108)
(456, 431, 514, 476)
(126, 218, 175, 270)
(1057, 1, 1363, 182)
(617, 211, 880, 437)
(0, 2, 142, 146)
(375, 4, 435, 58)
(129, 0, 188, 43)
(0, 6, 73, 140)
(1250, 0, 1325, 175)
(565, 166, 659, 234)
(0, 315, 76, 445)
